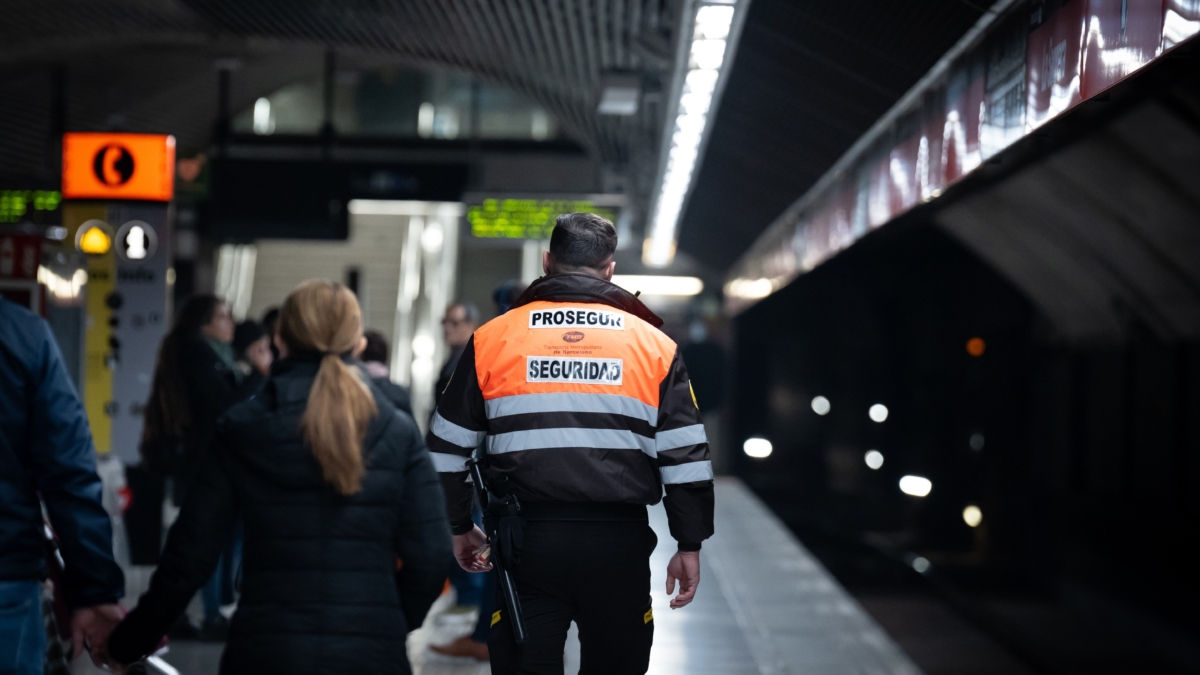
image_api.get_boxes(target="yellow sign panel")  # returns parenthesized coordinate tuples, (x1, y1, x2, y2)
(64, 204, 115, 454)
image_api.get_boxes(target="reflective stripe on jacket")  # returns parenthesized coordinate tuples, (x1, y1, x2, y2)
(426, 273, 715, 549)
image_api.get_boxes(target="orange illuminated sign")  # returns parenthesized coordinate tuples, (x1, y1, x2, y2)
(62, 133, 175, 202)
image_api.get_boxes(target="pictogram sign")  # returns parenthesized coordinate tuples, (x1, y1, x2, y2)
(115, 220, 158, 261)
(76, 220, 114, 255)
(63, 133, 176, 202)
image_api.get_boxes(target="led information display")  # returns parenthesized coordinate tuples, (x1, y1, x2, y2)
(1, 190, 62, 223)
(467, 199, 618, 239)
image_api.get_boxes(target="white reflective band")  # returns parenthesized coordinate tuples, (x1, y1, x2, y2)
(430, 451, 470, 473)
(485, 393, 658, 425)
(487, 427, 656, 458)
(655, 424, 708, 452)
(431, 412, 487, 449)
(661, 461, 714, 484)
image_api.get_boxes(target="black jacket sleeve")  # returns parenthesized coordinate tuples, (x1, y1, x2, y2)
(107, 437, 239, 665)
(392, 415, 453, 631)
(27, 318, 124, 608)
(180, 339, 242, 430)
(655, 349, 715, 551)
(424, 336, 488, 535)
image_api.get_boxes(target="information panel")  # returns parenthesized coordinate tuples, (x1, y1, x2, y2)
(466, 198, 621, 240)
(0, 190, 62, 224)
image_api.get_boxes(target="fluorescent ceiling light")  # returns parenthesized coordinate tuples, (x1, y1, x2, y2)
(252, 97, 273, 135)
(690, 39, 727, 70)
(598, 73, 641, 115)
(597, 89, 639, 115)
(644, 1, 742, 267)
(724, 277, 774, 299)
(418, 102, 435, 138)
(696, 5, 734, 38)
(611, 275, 703, 296)
(598, 90, 639, 116)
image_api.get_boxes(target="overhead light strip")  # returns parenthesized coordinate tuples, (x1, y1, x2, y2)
(643, 0, 748, 268)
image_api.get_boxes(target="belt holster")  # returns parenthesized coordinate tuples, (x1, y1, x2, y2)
(483, 475, 524, 570)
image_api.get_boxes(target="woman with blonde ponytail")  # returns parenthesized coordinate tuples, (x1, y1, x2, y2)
(278, 280, 377, 495)
(105, 280, 452, 675)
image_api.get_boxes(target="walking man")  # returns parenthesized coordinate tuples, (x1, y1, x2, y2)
(427, 213, 714, 674)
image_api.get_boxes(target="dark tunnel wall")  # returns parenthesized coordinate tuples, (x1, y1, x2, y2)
(733, 224, 1039, 551)
(732, 219, 1200, 670)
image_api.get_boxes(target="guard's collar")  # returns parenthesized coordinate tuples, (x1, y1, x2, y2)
(512, 273, 663, 328)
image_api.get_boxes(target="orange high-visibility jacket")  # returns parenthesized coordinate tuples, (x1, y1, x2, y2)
(427, 274, 715, 548)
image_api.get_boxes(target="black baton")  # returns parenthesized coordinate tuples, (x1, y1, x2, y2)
(466, 457, 528, 644)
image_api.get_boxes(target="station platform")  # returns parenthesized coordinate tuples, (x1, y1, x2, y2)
(149, 478, 921, 674)
(413, 477, 920, 675)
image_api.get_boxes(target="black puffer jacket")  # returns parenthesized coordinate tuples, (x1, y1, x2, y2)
(109, 357, 451, 674)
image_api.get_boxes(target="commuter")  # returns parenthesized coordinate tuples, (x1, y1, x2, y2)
(429, 281, 524, 662)
(435, 301, 486, 635)
(261, 307, 281, 361)
(358, 329, 412, 416)
(104, 280, 451, 674)
(491, 279, 526, 316)
(142, 295, 255, 640)
(428, 213, 715, 674)
(0, 298, 124, 672)
(232, 320, 273, 392)
(434, 301, 480, 408)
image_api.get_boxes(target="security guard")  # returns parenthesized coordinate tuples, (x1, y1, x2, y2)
(427, 212, 714, 674)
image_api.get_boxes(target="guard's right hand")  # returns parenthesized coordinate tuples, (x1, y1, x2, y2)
(666, 550, 701, 609)
(453, 525, 493, 573)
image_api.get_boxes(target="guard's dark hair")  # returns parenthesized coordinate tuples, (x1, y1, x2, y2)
(549, 212, 617, 270)
(143, 295, 223, 449)
(361, 329, 390, 364)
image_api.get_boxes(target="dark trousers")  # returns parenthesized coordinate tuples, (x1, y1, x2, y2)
(488, 517, 657, 675)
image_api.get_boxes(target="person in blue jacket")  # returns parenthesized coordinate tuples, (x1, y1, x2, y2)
(0, 298, 125, 672)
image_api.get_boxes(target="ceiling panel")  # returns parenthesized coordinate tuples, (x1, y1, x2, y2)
(0, 0, 675, 183)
